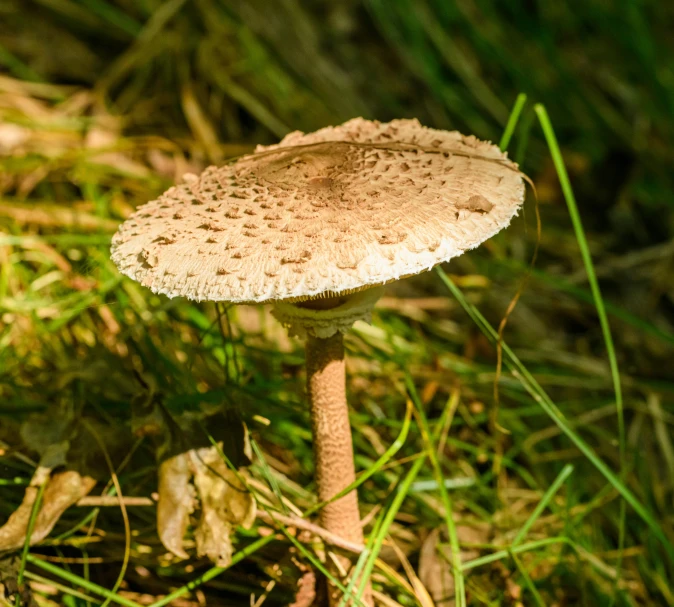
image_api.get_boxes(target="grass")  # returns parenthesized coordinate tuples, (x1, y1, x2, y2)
(15, 478, 47, 607)
(1, 2, 674, 606)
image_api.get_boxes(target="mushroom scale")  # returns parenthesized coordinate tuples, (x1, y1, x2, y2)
(111, 118, 525, 303)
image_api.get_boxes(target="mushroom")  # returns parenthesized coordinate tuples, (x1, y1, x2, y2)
(111, 118, 524, 604)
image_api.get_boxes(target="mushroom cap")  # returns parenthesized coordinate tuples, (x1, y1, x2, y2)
(111, 118, 525, 303)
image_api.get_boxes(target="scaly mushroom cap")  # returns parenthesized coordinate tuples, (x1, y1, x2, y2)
(111, 118, 525, 303)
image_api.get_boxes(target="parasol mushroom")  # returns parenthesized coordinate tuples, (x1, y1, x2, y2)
(111, 117, 525, 604)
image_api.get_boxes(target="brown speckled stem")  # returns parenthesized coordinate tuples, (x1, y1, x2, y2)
(305, 332, 371, 606)
(306, 333, 361, 543)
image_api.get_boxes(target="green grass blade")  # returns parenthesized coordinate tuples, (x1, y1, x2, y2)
(499, 93, 528, 152)
(15, 479, 47, 605)
(534, 103, 627, 595)
(534, 104, 625, 459)
(462, 537, 574, 571)
(23, 571, 99, 604)
(251, 438, 289, 514)
(146, 534, 276, 607)
(25, 555, 143, 607)
(511, 554, 546, 607)
(512, 463, 574, 547)
(337, 548, 371, 607)
(0, 44, 44, 81)
(354, 454, 427, 601)
(404, 373, 466, 607)
(79, 0, 142, 36)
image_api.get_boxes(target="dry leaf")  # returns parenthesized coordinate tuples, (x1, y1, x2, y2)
(190, 446, 256, 566)
(418, 525, 488, 606)
(132, 382, 255, 565)
(418, 529, 454, 605)
(0, 452, 95, 551)
(156, 445, 256, 564)
(157, 453, 194, 560)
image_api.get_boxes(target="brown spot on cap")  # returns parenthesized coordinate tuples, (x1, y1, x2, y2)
(378, 232, 407, 245)
(198, 222, 224, 232)
(307, 176, 334, 189)
(457, 195, 494, 214)
(281, 250, 312, 264)
(139, 249, 158, 268)
(153, 235, 175, 245)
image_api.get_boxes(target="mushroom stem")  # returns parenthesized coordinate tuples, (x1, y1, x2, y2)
(306, 332, 361, 543)
(305, 332, 370, 605)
